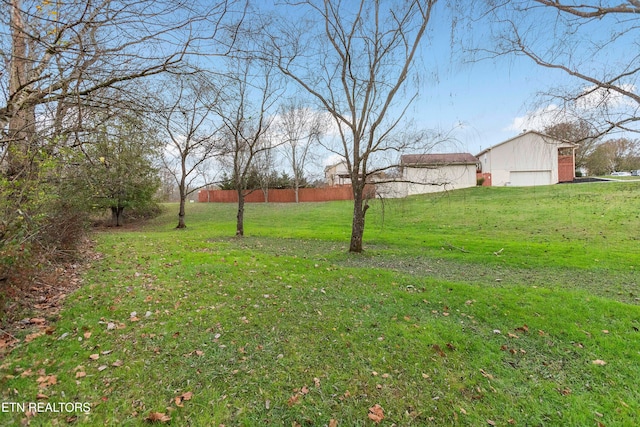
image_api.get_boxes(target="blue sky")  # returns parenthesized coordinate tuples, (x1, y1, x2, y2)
(409, 7, 572, 156)
(408, 1, 638, 156)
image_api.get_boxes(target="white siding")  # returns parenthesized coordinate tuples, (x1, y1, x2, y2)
(404, 164, 477, 195)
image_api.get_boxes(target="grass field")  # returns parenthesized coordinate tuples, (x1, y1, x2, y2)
(1, 182, 639, 426)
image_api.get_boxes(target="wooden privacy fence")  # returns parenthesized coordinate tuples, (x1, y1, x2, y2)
(198, 185, 374, 203)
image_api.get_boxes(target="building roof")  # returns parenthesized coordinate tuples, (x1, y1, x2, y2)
(476, 130, 577, 157)
(401, 153, 479, 166)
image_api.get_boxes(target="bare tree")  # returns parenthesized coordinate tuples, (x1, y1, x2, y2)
(544, 120, 600, 171)
(1, 0, 238, 174)
(276, 100, 325, 202)
(270, 0, 437, 253)
(155, 74, 221, 229)
(216, 58, 283, 236)
(467, 0, 640, 138)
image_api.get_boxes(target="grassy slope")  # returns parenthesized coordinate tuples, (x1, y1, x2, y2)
(1, 182, 639, 426)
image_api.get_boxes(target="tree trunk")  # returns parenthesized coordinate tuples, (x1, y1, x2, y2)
(177, 181, 187, 228)
(177, 194, 186, 228)
(349, 184, 369, 253)
(294, 180, 299, 203)
(236, 189, 245, 236)
(111, 206, 124, 227)
(5, 0, 36, 177)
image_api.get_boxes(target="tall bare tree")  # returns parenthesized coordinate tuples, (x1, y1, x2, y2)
(1, 0, 237, 174)
(467, 0, 640, 138)
(276, 100, 325, 202)
(270, 0, 437, 253)
(216, 58, 283, 236)
(156, 74, 221, 229)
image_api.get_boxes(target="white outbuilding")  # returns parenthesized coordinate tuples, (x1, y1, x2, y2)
(400, 153, 479, 196)
(477, 131, 576, 187)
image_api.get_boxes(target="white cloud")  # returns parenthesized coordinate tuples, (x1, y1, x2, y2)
(323, 153, 344, 167)
(506, 84, 638, 134)
(504, 104, 566, 133)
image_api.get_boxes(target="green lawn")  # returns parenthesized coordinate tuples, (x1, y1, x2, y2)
(1, 182, 639, 426)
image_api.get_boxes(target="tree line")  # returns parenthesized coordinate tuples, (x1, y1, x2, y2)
(2, 0, 640, 288)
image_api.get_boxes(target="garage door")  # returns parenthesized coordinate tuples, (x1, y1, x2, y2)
(509, 171, 552, 186)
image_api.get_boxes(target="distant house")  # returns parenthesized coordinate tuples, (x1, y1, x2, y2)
(324, 161, 351, 186)
(400, 153, 479, 196)
(477, 131, 576, 186)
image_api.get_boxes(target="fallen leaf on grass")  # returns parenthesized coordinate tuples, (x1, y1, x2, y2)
(287, 394, 300, 406)
(314, 377, 321, 387)
(112, 360, 123, 367)
(592, 359, 607, 366)
(515, 324, 529, 333)
(36, 393, 48, 400)
(480, 369, 494, 380)
(75, 371, 86, 379)
(432, 344, 446, 357)
(487, 420, 496, 426)
(36, 375, 57, 388)
(329, 419, 338, 427)
(174, 391, 193, 407)
(145, 412, 171, 423)
(368, 404, 384, 423)
(89, 354, 99, 360)
(83, 332, 92, 339)
(25, 331, 45, 343)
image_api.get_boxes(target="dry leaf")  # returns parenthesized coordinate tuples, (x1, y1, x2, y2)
(112, 360, 123, 367)
(480, 369, 494, 380)
(592, 359, 607, 366)
(83, 332, 92, 339)
(287, 394, 300, 406)
(174, 391, 193, 407)
(368, 404, 384, 424)
(75, 371, 86, 379)
(487, 420, 496, 426)
(145, 411, 171, 423)
(329, 419, 338, 427)
(36, 393, 48, 400)
(460, 407, 467, 415)
(89, 354, 99, 360)
(36, 375, 57, 388)
(25, 331, 45, 343)
(313, 377, 321, 387)
(300, 386, 309, 395)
